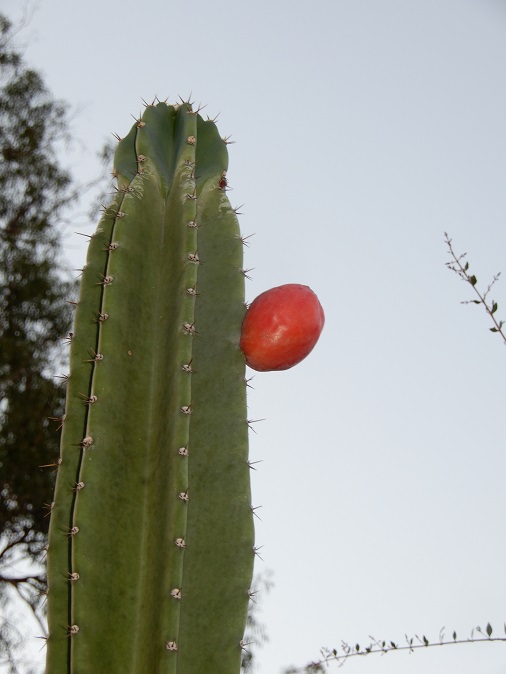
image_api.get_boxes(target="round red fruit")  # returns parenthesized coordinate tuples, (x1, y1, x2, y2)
(240, 284, 325, 372)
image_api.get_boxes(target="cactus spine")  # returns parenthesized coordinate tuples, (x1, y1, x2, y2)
(45, 101, 254, 673)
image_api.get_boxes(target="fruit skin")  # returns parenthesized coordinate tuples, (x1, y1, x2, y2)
(240, 284, 324, 371)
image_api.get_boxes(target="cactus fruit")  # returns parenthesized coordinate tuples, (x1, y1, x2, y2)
(45, 101, 254, 674)
(240, 284, 325, 371)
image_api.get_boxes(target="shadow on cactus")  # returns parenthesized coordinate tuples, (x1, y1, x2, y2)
(45, 99, 324, 674)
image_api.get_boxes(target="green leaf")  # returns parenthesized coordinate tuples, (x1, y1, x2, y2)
(490, 327, 498, 332)
(469, 275, 478, 286)
(492, 302, 498, 314)
(423, 636, 429, 646)
(486, 622, 493, 637)
(453, 631, 457, 641)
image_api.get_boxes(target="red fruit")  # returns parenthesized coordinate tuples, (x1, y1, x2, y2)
(240, 284, 325, 372)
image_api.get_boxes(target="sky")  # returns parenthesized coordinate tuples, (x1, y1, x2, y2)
(2, 0, 506, 673)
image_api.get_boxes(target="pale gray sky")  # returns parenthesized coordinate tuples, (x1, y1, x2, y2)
(3, 1, 506, 672)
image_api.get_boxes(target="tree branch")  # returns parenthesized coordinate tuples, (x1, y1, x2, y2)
(444, 232, 506, 344)
(284, 623, 506, 672)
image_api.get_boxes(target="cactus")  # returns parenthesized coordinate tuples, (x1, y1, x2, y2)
(45, 100, 254, 674)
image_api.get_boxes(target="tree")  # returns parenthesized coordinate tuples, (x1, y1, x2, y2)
(0, 12, 75, 669)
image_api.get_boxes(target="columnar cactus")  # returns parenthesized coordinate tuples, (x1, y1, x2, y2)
(45, 101, 254, 673)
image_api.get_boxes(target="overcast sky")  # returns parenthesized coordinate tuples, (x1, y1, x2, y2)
(3, 1, 506, 673)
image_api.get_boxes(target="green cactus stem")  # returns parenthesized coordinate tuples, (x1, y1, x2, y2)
(45, 101, 254, 674)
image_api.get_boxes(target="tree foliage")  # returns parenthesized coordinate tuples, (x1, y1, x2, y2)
(0, 12, 74, 563)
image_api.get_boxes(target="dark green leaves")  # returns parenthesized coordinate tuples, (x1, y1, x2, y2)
(0, 11, 75, 549)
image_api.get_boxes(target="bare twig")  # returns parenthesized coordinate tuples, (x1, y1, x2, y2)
(11, 581, 47, 636)
(444, 232, 506, 344)
(283, 623, 506, 672)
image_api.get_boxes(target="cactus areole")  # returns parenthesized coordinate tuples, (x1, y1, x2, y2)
(240, 284, 325, 371)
